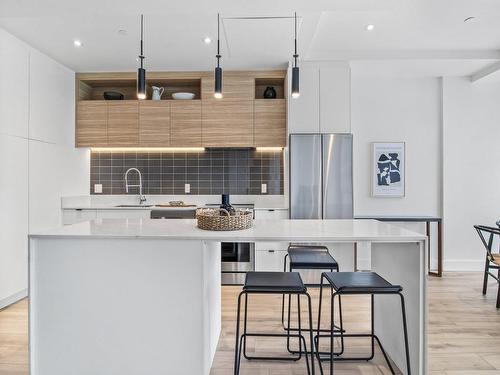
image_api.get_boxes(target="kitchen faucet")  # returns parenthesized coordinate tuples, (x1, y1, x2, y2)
(124, 168, 146, 204)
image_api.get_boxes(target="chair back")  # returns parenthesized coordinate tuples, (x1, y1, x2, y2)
(474, 225, 500, 260)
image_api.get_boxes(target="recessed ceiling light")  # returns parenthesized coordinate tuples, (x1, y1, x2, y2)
(73, 39, 83, 47)
(203, 36, 212, 44)
(366, 24, 375, 31)
(118, 29, 128, 36)
(464, 16, 476, 23)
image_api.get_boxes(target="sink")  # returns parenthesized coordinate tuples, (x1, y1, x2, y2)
(115, 204, 154, 208)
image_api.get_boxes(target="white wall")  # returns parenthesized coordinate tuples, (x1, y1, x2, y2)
(442, 77, 500, 270)
(0, 28, 89, 307)
(351, 74, 442, 217)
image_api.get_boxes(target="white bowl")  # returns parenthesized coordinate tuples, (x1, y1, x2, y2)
(172, 92, 195, 100)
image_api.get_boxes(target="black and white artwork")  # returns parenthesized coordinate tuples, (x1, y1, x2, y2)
(372, 142, 405, 197)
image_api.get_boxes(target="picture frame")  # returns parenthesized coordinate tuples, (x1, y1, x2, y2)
(372, 142, 405, 197)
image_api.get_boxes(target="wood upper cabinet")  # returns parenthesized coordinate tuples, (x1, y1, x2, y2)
(75, 71, 287, 148)
(171, 101, 202, 147)
(201, 72, 254, 101)
(76, 101, 108, 147)
(107, 101, 139, 146)
(139, 101, 170, 146)
(202, 100, 254, 147)
(254, 99, 286, 147)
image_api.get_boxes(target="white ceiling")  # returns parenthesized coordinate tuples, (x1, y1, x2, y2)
(1, 0, 500, 77)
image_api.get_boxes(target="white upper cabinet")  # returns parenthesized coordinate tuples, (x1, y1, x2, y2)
(288, 62, 351, 134)
(288, 65, 320, 133)
(319, 63, 351, 133)
(0, 29, 29, 138)
(29, 49, 75, 145)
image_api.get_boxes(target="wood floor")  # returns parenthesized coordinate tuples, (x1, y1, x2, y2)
(0, 272, 499, 375)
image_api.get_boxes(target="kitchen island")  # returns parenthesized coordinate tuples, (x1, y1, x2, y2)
(29, 218, 427, 375)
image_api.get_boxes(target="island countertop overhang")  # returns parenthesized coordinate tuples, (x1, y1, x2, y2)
(29, 218, 427, 243)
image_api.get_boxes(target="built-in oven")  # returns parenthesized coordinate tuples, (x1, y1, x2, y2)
(221, 242, 255, 285)
(206, 203, 255, 285)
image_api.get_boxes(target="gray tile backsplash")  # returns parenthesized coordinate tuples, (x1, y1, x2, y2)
(90, 149, 284, 195)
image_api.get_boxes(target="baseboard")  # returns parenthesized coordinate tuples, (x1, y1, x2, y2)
(0, 289, 28, 310)
(443, 259, 485, 272)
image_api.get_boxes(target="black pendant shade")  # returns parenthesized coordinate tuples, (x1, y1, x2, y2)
(291, 12, 300, 99)
(137, 14, 146, 100)
(291, 66, 300, 99)
(214, 13, 223, 99)
(214, 66, 222, 99)
(137, 67, 146, 100)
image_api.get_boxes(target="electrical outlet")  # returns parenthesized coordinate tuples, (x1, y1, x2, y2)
(261, 183, 267, 194)
(184, 183, 191, 193)
(94, 184, 103, 194)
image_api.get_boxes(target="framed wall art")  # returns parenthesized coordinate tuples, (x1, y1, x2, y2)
(372, 142, 405, 197)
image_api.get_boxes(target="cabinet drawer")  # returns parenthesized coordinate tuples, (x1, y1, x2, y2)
(255, 249, 288, 272)
(254, 209, 288, 220)
(255, 241, 289, 251)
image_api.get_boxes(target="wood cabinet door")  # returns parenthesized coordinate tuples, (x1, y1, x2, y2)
(171, 101, 202, 147)
(76, 101, 108, 147)
(107, 101, 139, 146)
(139, 101, 170, 146)
(202, 100, 254, 147)
(201, 72, 254, 101)
(254, 99, 286, 147)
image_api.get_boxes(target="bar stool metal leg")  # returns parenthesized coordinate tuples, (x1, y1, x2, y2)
(234, 290, 315, 375)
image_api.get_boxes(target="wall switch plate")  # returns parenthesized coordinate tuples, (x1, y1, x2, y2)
(261, 183, 267, 194)
(94, 184, 103, 194)
(184, 183, 191, 193)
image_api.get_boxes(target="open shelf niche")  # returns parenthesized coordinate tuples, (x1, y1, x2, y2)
(78, 78, 201, 101)
(254, 77, 286, 99)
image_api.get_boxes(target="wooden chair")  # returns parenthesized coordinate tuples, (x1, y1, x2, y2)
(474, 225, 500, 308)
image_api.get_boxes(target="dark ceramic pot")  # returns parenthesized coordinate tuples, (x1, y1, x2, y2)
(263, 86, 277, 99)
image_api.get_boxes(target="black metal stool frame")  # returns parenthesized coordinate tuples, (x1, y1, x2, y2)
(234, 289, 316, 375)
(280, 247, 345, 357)
(316, 273, 411, 375)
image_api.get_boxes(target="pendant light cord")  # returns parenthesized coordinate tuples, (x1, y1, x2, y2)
(293, 12, 298, 68)
(139, 14, 145, 69)
(216, 13, 221, 68)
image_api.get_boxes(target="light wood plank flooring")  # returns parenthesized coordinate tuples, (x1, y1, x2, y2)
(0, 272, 499, 374)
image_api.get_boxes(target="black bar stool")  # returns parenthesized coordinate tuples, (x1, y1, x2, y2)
(234, 271, 315, 375)
(281, 245, 344, 356)
(316, 272, 411, 375)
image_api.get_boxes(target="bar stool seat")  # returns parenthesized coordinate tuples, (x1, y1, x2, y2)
(288, 248, 339, 270)
(323, 271, 402, 293)
(244, 271, 306, 292)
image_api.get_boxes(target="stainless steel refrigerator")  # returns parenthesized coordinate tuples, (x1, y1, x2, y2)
(289, 134, 353, 219)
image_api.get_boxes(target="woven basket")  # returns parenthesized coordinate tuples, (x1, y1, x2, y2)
(196, 208, 253, 231)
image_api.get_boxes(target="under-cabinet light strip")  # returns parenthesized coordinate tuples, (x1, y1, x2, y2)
(255, 147, 284, 151)
(90, 147, 206, 152)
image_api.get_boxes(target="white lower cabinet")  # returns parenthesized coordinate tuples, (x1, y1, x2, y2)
(62, 210, 97, 225)
(96, 210, 151, 219)
(255, 249, 288, 272)
(63, 209, 152, 224)
(254, 208, 289, 271)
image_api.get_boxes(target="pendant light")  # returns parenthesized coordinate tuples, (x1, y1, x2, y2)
(137, 14, 146, 100)
(291, 12, 300, 99)
(214, 13, 223, 99)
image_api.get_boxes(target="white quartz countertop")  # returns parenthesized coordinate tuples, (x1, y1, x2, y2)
(30, 219, 426, 243)
(61, 195, 289, 210)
